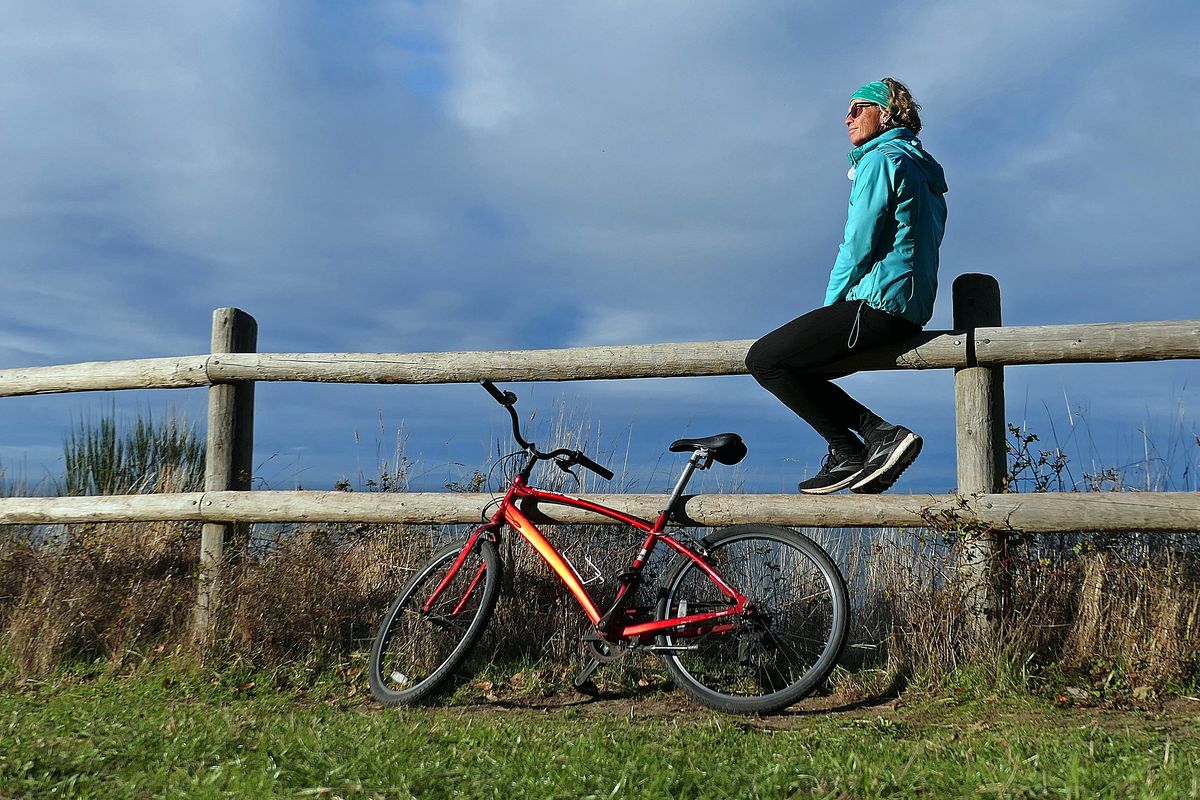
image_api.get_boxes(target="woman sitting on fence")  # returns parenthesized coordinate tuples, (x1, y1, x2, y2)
(746, 77, 948, 495)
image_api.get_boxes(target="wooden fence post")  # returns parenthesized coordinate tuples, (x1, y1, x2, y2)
(952, 274, 1006, 627)
(191, 308, 257, 648)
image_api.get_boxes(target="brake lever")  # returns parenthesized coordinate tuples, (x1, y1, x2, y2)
(555, 459, 581, 485)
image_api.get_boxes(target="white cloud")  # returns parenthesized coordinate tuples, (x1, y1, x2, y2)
(2, 1, 1198, 491)
(567, 307, 667, 348)
(446, 12, 528, 129)
(876, 0, 1128, 104)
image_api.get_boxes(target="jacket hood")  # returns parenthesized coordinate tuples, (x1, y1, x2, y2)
(849, 127, 948, 194)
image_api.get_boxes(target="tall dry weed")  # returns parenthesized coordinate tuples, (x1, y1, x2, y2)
(2, 521, 198, 675)
(1061, 548, 1200, 681)
(833, 523, 1200, 692)
(2, 413, 205, 675)
(3, 405, 1198, 695)
(201, 523, 444, 667)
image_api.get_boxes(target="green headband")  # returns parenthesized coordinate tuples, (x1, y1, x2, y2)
(850, 80, 890, 107)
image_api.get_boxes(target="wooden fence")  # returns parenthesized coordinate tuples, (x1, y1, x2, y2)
(2, 273, 1199, 633)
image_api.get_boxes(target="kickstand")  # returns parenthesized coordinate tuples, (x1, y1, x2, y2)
(573, 657, 601, 697)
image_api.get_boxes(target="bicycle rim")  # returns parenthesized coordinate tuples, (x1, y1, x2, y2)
(369, 538, 501, 706)
(657, 524, 849, 714)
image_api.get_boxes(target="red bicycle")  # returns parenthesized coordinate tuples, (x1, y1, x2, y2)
(368, 381, 849, 714)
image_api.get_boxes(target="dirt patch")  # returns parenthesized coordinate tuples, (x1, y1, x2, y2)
(394, 685, 1200, 737)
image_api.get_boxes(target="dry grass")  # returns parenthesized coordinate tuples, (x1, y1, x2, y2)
(1, 409, 1198, 698)
(4, 513, 1198, 697)
(2, 521, 198, 675)
(830, 527, 1200, 694)
(1062, 546, 1200, 681)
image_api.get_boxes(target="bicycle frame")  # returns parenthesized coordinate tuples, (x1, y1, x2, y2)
(424, 470, 750, 643)
(366, 382, 850, 714)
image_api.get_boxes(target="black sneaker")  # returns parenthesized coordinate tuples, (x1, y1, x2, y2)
(850, 424, 922, 494)
(798, 449, 865, 495)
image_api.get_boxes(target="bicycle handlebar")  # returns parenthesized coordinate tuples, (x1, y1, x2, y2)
(480, 381, 613, 481)
(481, 379, 517, 407)
(553, 449, 615, 482)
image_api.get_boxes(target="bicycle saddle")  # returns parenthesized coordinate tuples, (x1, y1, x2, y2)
(668, 433, 747, 465)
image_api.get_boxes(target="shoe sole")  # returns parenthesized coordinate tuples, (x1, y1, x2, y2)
(850, 434, 922, 494)
(799, 468, 865, 495)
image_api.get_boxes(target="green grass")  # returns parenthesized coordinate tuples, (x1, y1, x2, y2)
(2, 662, 1198, 799)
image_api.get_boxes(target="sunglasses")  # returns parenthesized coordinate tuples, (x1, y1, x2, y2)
(846, 102, 879, 120)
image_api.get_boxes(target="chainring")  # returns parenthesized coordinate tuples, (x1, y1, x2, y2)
(580, 629, 629, 663)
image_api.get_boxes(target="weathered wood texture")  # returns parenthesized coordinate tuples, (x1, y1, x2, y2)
(954, 274, 1006, 494)
(192, 320, 1200, 381)
(0, 494, 206, 524)
(203, 309, 257, 496)
(952, 274, 1006, 625)
(2, 321, 1197, 397)
(194, 308, 257, 645)
(0, 356, 210, 396)
(972, 320, 1200, 365)
(2, 490, 1198, 534)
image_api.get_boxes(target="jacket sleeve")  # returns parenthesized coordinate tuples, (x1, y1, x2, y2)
(824, 153, 894, 306)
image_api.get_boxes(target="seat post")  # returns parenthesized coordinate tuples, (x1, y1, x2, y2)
(661, 449, 708, 517)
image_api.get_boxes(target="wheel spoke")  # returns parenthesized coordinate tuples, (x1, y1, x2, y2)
(369, 540, 501, 706)
(657, 525, 849, 714)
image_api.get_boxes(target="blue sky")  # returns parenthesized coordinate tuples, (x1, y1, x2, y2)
(2, 1, 1198, 496)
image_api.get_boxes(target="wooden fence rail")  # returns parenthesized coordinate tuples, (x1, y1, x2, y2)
(2, 323, 1198, 398)
(3, 273, 1199, 636)
(2, 490, 1199, 533)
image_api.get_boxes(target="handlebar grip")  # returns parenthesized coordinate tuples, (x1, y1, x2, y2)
(481, 380, 517, 407)
(575, 452, 614, 481)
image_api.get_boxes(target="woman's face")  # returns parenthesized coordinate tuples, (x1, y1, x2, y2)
(846, 101, 889, 146)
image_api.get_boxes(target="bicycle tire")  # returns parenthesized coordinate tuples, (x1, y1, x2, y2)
(656, 524, 849, 714)
(368, 538, 502, 706)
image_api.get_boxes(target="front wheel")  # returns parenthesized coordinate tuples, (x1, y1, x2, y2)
(656, 524, 849, 714)
(368, 537, 501, 706)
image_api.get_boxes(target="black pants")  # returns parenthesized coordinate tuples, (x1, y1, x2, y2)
(745, 301, 920, 457)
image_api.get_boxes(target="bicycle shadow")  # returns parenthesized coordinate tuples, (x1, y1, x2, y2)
(787, 672, 909, 716)
(475, 671, 908, 718)
(480, 680, 674, 712)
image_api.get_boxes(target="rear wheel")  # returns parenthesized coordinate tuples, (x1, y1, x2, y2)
(369, 538, 501, 706)
(656, 524, 849, 714)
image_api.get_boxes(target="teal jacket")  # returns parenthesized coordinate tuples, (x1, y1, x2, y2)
(824, 127, 948, 327)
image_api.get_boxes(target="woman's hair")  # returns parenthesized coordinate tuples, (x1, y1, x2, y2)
(882, 77, 922, 134)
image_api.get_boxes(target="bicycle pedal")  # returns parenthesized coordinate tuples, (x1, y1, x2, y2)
(573, 677, 600, 698)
